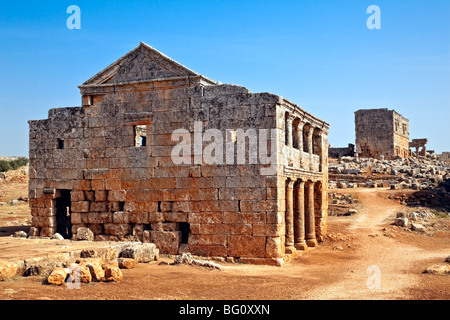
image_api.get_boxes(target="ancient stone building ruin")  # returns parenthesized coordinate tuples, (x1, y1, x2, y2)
(28, 42, 329, 265)
(355, 108, 409, 160)
(329, 143, 355, 159)
(409, 138, 428, 157)
(439, 152, 450, 162)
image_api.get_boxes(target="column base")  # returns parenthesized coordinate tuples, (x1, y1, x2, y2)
(306, 239, 318, 247)
(294, 242, 308, 251)
(285, 245, 296, 254)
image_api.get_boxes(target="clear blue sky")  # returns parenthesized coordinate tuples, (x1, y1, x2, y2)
(0, 0, 449, 156)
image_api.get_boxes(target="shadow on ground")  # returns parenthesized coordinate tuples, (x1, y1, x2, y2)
(0, 226, 30, 237)
(406, 179, 450, 212)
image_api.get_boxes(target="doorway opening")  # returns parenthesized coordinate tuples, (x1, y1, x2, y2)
(56, 190, 72, 239)
(179, 222, 190, 244)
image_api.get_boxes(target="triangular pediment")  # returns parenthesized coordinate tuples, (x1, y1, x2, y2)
(82, 42, 203, 86)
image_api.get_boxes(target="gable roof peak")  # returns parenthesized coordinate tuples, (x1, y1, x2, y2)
(81, 42, 215, 86)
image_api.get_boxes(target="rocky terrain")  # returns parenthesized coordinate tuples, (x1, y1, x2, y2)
(0, 165, 30, 233)
(329, 155, 449, 188)
(329, 155, 450, 211)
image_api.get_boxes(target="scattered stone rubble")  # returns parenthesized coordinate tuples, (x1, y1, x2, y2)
(0, 241, 159, 283)
(327, 192, 359, 216)
(329, 193, 358, 205)
(329, 155, 450, 191)
(47, 257, 123, 285)
(46, 242, 160, 285)
(402, 178, 450, 210)
(423, 256, 450, 275)
(393, 210, 444, 233)
(172, 252, 224, 271)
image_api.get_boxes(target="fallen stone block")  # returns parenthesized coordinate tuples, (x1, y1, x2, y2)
(0, 261, 21, 281)
(103, 264, 123, 282)
(118, 258, 136, 269)
(65, 264, 93, 284)
(51, 233, 64, 240)
(119, 243, 159, 263)
(76, 258, 106, 281)
(80, 247, 118, 262)
(103, 260, 119, 269)
(47, 268, 69, 285)
(394, 217, 409, 228)
(173, 253, 224, 271)
(411, 223, 426, 232)
(86, 262, 105, 282)
(23, 256, 66, 277)
(423, 264, 450, 275)
(78, 265, 92, 283)
(336, 182, 347, 189)
(76, 227, 94, 241)
(345, 209, 358, 216)
(13, 231, 27, 238)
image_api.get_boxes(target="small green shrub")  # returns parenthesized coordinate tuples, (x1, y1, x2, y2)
(9, 157, 29, 170)
(0, 157, 28, 172)
(0, 160, 12, 172)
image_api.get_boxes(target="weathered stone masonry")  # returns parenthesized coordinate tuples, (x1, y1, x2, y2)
(28, 42, 329, 265)
(355, 108, 409, 160)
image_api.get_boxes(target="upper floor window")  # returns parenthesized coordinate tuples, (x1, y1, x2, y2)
(57, 139, 64, 150)
(134, 125, 147, 147)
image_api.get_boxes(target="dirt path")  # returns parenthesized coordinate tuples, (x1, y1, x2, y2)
(306, 189, 449, 299)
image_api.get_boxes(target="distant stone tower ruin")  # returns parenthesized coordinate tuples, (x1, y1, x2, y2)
(355, 108, 409, 160)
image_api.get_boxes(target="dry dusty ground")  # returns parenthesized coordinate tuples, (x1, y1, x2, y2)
(0, 170, 448, 300)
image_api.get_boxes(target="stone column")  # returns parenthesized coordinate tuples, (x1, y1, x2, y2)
(294, 180, 307, 250)
(307, 126, 314, 171)
(305, 180, 318, 247)
(421, 146, 427, 157)
(307, 126, 314, 155)
(317, 130, 324, 172)
(297, 122, 304, 166)
(286, 116, 293, 148)
(285, 179, 295, 254)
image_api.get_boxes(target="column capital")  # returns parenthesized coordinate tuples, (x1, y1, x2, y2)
(305, 179, 316, 187)
(286, 179, 295, 189)
(286, 115, 294, 125)
(296, 120, 305, 130)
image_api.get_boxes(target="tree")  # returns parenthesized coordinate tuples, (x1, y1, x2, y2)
(0, 160, 11, 172)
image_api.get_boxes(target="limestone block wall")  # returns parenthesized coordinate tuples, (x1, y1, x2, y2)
(28, 43, 330, 265)
(392, 112, 409, 158)
(355, 108, 409, 160)
(29, 81, 291, 264)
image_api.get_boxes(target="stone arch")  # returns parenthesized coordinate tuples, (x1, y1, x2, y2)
(293, 118, 300, 149)
(312, 127, 322, 156)
(303, 122, 311, 153)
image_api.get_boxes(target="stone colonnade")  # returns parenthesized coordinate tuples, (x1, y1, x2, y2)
(285, 177, 322, 253)
(285, 113, 325, 172)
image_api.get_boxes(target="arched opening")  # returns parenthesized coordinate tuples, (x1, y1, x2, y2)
(303, 123, 311, 153)
(313, 128, 322, 156)
(293, 118, 300, 149)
